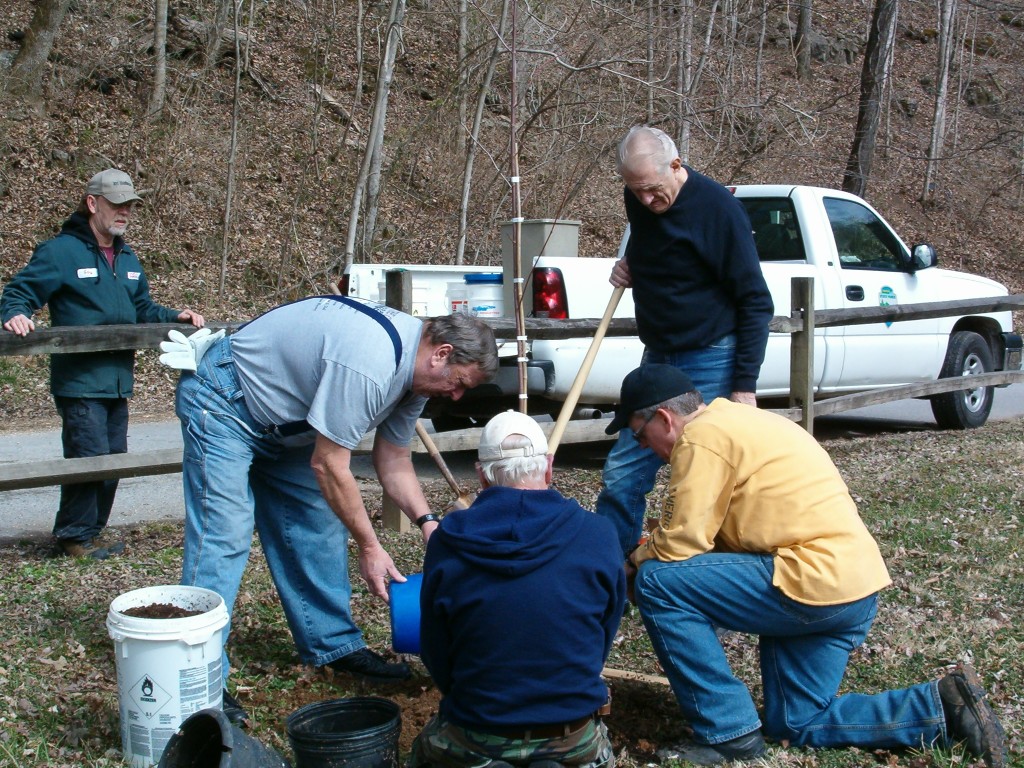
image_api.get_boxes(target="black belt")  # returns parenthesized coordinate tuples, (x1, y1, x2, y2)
(261, 420, 312, 437)
(478, 714, 596, 741)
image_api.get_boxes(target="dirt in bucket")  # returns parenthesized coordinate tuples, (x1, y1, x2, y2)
(122, 602, 205, 619)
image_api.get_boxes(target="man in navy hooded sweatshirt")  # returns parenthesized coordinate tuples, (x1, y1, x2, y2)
(410, 410, 626, 768)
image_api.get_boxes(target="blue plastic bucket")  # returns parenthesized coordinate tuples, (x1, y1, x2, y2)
(388, 573, 423, 654)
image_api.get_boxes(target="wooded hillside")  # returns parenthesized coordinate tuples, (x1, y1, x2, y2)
(1, 0, 1022, 419)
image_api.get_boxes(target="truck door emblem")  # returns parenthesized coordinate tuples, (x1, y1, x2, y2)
(879, 286, 897, 327)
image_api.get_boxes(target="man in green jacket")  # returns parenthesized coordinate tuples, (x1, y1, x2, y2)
(1, 169, 204, 559)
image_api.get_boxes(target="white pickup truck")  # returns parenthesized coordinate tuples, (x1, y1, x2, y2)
(344, 185, 1022, 430)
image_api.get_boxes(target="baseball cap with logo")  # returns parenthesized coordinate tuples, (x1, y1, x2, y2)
(86, 169, 143, 205)
(606, 364, 697, 435)
(478, 410, 549, 462)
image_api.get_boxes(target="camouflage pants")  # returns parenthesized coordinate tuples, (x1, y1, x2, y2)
(407, 715, 614, 768)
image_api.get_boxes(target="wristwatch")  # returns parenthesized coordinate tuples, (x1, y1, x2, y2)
(414, 513, 442, 529)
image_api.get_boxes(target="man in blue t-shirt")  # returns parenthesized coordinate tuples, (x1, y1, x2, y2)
(410, 410, 626, 768)
(596, 126, 774, 556)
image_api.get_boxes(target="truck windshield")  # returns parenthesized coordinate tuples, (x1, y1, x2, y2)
(742, 198, 805, 262)
(824, 197, 908, 271)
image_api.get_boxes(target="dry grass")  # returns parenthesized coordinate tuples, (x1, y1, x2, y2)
(0, 419, 1022, 767)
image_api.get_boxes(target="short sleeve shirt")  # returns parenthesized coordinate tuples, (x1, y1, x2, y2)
(230, 296, 426, 448)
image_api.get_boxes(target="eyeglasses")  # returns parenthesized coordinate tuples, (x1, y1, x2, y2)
(633, 411, 658, 444)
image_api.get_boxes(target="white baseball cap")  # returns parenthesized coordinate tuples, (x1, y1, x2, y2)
(478, 410, 549, 462)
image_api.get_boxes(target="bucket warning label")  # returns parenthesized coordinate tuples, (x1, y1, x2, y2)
(128, 673, 172, 719)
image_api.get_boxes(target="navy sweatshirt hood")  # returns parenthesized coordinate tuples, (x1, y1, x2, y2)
(435, 485, 587, 577)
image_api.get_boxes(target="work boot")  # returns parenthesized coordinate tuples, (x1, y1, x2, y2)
(323, 648, 412, 682)
(938, 664, 1007, 768)
(222, 688, 250, 727)
(656, 729, 766, 766)
(94, 531, 126, 556)
(58, 539, 110, 560)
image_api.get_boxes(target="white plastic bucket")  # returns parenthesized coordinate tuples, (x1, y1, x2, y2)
(465, 273, 504, 318)
(446, 281, 469, 315)
(106, 585, 229, 767)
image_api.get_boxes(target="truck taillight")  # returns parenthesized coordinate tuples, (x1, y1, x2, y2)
(532, 267, 568, 319)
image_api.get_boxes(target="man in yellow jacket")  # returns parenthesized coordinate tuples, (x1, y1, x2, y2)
(609, 363, 1006, 767)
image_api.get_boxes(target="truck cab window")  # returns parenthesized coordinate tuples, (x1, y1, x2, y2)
(742, 198, 805, 262)
(824, 197, 907, 271)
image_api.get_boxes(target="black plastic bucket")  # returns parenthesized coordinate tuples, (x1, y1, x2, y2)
(286, 698, 401, 768)
(157, 708, 291, 768)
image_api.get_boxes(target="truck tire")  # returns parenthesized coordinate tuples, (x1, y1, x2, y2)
(929, 331, 994, 429)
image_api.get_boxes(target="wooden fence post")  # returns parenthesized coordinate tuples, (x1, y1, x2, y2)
(382, 268, 414, 533)
(789, 277, 815, 434)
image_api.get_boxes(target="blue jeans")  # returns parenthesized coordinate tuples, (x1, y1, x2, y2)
(176, 338, 365, 677)
(53, 396, 129, 542)
(596, 337, 736, 556)
(634, 553, 946, 749)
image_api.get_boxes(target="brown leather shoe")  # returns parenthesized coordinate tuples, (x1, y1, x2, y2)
(58, 539, 110, 559)
(939, 664, 1007, 768)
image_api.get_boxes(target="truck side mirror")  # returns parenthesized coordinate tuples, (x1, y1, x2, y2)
(909, 243, 937, 272)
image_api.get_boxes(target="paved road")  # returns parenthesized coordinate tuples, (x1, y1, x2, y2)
(2, 383, 1021, 543)
(0, 419, 482, 543)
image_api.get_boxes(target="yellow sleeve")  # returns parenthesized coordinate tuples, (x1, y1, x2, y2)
(632, 441, 736, 566)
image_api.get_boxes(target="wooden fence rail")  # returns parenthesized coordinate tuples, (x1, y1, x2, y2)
(2, 281, 1022, 493)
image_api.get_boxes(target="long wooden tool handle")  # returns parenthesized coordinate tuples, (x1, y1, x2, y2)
(415, 420, 463, 496)
(547, 285, 625, 456)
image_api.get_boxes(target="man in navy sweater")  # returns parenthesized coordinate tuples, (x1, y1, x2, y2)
(410, 411, 626, 768)
(596, 126, 774, 556)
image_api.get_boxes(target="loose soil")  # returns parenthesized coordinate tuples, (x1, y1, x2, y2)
(322, 670, 681, 762)
(121, 603, 204, 619)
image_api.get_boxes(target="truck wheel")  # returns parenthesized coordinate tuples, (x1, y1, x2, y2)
(929, 331, 994, 429)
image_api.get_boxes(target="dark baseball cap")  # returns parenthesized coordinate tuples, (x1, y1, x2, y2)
(606, 364, 696, 435)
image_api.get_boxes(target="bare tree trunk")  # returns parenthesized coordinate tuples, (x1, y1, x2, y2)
(795, 0, 812, 81)
(755, 0, 768, 101)
(204, 0, 233, 71)
(339, 0, 366, 153)
(5, 0, 72, 103)
(675, 0, 693, 161)
(646, 0, 655, 122)
(455, 0, 512, 265)
(363, 1, 408, 259)
(363, 125, 386, 257)
(241, 0, 256, 73)
(341, 0, 408, 273)
(842, 0, 898, 197)
(219, 0, 243, 295)
(880, 10, 896, 159)
(950, 3, 973, 150)
(922, 0, 957, 203)
(458, 0, 469, 134)
(148, 0, 169, 121)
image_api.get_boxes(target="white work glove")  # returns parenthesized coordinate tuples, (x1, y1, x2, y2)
(159, 328, 225, 371)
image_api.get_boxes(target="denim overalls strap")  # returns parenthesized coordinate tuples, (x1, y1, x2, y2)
(245, 296, 404, 437)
